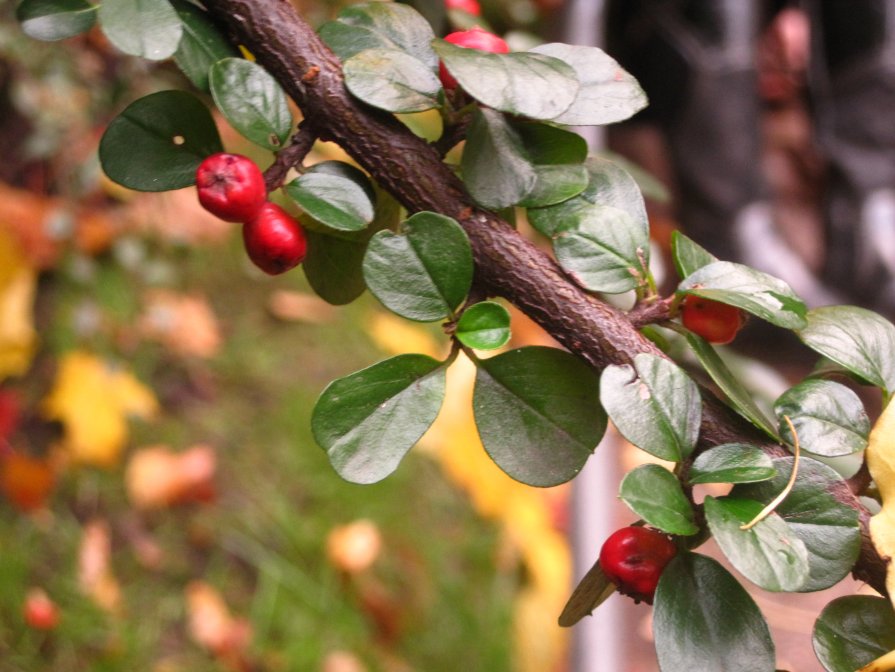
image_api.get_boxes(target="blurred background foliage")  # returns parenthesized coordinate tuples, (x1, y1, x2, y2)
(0, 0, 574, 670)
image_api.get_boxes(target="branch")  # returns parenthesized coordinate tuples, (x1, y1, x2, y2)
(202, 0, 886, 595)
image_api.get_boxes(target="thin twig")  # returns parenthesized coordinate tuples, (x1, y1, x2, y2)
(740, 415, 801, 530)
(263, 121, 318, 192)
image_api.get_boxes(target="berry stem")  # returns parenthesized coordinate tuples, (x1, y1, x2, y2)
(263, 121, 318, 192)
(740, 415, 801, 531)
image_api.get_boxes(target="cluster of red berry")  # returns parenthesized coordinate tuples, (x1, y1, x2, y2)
(195, 153, 307, 275)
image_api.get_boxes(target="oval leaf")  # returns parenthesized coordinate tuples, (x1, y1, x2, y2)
(619, 464, 698, 535)
(599, 353, 701, 462)
(210, 58, 292, 150)
(654, 553, 776, 672)
(98, 0, 182, 60)
(671, 230, 718, 280)
(455, 302, 511, 351)
(775, 379, 870, 457)
(679, 261, 807, 329)
(171, 0, 239, 91)
(558, 557, 616, 627)
(302, 230, 368, 305)
(688, 443, 776, 485)
(703, 495, 810, 592)
(344, 48, 441, 113)
(99, 90, 223, 192)
(16, 0, 97, 41)
(813, 596, 895, 672)
(432, 40, 578, 120)
(312, 354, 447, 484)
(735, 456, 862, 592)
(798, 305, 895, 396)
(473, 346, 605, 487)
(286, 162, 376, 233)
(514, 122, 588, 208)
(363, 212, 472, 322)
(528, 43, 647, 126)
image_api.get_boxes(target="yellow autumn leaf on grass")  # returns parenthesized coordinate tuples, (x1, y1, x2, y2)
(42, 352, 158, 468)
(0, 228, 37, 380)
(867, 398, 895, 604)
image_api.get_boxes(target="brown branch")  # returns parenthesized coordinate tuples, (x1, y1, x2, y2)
(263, 120, 317, 192)
(201, 0, 886, 595)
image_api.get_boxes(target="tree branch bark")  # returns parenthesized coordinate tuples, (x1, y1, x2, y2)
(202, 0, 886, 595)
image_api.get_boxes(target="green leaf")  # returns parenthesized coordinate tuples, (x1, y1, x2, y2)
(460, 108, 536, 210)
(684, 332, 780, 439)
(599, 353, 701, 462)
(286, 162, 376, 233)
(654, 553, 775, 672)
(432, 40, 578, 120)
(735, 456, 861, 592)
(688, 443, 776, 485)
(170, 0, 239, 91)
(598, 150, 670, 203)
(813, 596, 895, 672)
(671, 230, 717, 279)
(619, 464, 698, 535)
(473, 346, 605, 487)
(553, 204, 649, 294)
(99, 90, 222, 192)
(209, 58, 292, 151)
(302, 230, 368, 305)
(16, 0, 97, 41)
(312, 354, 446, 484)
(514, 122, 588, 208)
(98, 0, 182, 60)
(774, 379, 870, 457)
(528, 155, 648, 238)
(528, 43, 647, 126)
(363, 212, 472, 322)
(703, 496, 809, 592)
(558, 557, 616, 627)
(679, 261, 807, 329)
(343, 48, 441, 113)
(456, 302, 511, 351)
(797, 305, 895, 396)
(319, 1, 438, 68)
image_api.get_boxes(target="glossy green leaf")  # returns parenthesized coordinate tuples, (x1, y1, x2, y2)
(598, 150, 670, 203)
(170, 0, 238, 91)
(685, 332, 780, 439)
(671, 230, 717, 279)
(473, 346, 605, 487)
(302, 230, 368, 305)
(319, 1, 438, 67)
(456, 302, 511, 351)
(619, 464, 698, 535)
(209, 58, 292, 150)
(343, 48, 441, 113)
(99, 90, 222, 192)
(654, 553, 775, 672)
(774, 379, 870, 457)
(798, 305, 895, 396)
(514, 122, 588, 208)
(599, 353, 701, 462)
(688, 443, 776, 485)
(558, 557, 615, 627)
(98, 0, 182, 60)
(735, 456, 861, 592)
(679, 261, 807, 329)
(286, 162, 376, 233)
(704, 496, 809, 592)
(528, 43, 647, 126)
(16, 0, 97, 41)
(312, 354, 447, 484)
(460, 107, 536, 210)
(432, 40, 578, 120)
(813, 596, 895, 672)
(363, 212, 472, 321)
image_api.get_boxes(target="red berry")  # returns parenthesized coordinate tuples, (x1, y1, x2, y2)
(196, 153, 267, 222)
(439, 27, 510, 89)
(680, 295, 745, 345)
(599, 526, 677, 604)
(445, 0, 481, 16)
(23, 589, 59, 630)
(242, 202, 307, 275)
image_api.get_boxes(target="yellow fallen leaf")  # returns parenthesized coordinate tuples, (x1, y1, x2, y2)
(78, 519, 122, 614)
(867, 398, 895, 605)
(42, 352, 158, 468)
(185, 581, 252, 670)
(859, 649, 895, 672)
(126, 444, 216, 510)
(138, 290, 222, 359)
(326, 520, 382, 574)
(0, 229, 37, 381)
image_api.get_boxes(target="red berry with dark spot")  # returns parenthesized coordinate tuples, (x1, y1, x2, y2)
(680, 295, 745, 345)
(195, 153, 267, 222)
(599, 526, 677, 604)
(242, 202, 307, 275)
(439, 27, 510, 89)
